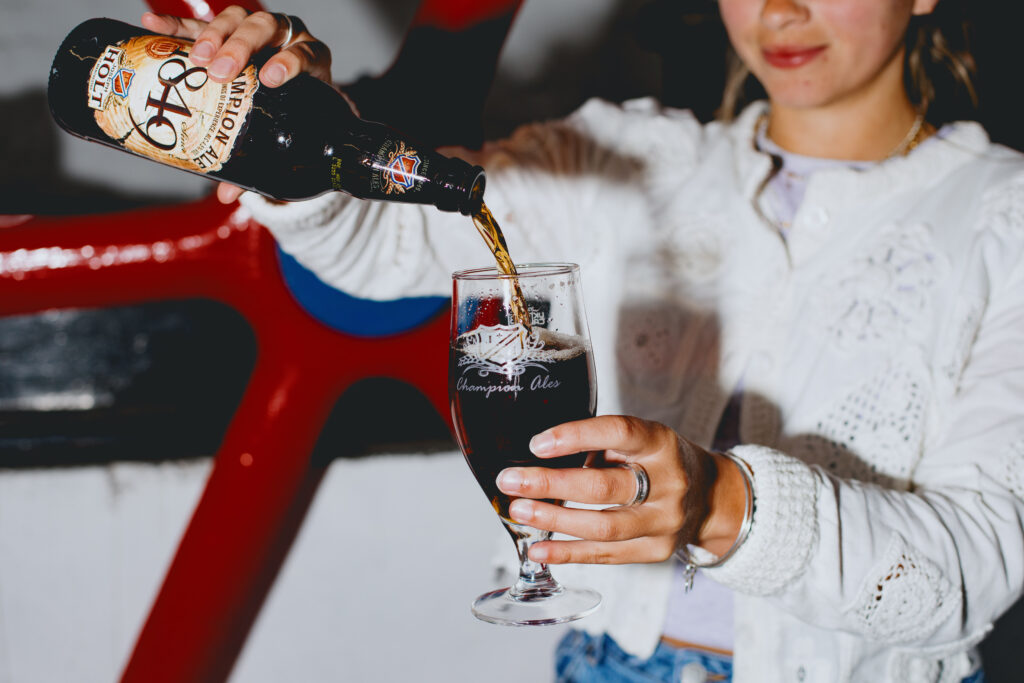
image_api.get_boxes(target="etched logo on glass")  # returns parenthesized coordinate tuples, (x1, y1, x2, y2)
(457, 324, 548, 379)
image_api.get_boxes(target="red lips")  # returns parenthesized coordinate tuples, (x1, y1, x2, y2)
(762, 45, 827, 68)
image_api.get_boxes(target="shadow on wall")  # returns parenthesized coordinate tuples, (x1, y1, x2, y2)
(0, 91, 189, 215)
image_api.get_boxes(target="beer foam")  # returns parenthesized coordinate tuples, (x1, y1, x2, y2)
(455, 325, 589, 363)
(533, 328, 590, 360)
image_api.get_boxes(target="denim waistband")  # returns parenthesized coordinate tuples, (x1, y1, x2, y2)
(555, 630, 732, 683)
(554, 630, 986, 683)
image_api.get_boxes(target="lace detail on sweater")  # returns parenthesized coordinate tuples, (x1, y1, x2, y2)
(810, 223, 945, 351)
(703, 445, 819, 595)
(1000, 436, 1024, 500)
(935, 297, 983, 388)
(850, 533, 960, 643)
(979, 173, 1024, 240)
(887, 631, 986, 683)
(615, 295, 725, 445)
(660, 215, 726, 288)
(786, 363, 927, 487)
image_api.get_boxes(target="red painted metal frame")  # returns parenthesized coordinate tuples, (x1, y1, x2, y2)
(412, 0, 525, 31)
(0, 0, 522, 680)
(1, 197, 454, 682)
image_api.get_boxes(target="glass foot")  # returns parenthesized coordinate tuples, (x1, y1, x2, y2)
(471, 585, 601, 626)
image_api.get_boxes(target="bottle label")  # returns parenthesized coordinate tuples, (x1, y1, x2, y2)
(360, 140, 431, 197)
(86, 35, 259, 173)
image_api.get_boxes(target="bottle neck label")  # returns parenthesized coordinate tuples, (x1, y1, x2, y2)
(334, 139, 432, 198)
(86, 35, 259, 173)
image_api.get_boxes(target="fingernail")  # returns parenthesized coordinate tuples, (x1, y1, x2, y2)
(191, 41, 215, 62)
(509, 499, 534, 523)
(529, 545, 549, 562)
(208, 57, 235, 79)
(497, 468, 523, 493)
(530, 431, 555, 455)
(262, 63, 287, 86)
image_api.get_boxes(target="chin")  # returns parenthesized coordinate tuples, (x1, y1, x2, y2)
(759, 82, 837, 111)
(749, 62, 840, 111)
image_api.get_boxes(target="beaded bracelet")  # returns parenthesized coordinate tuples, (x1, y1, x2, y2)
(675, 450, 755, 592)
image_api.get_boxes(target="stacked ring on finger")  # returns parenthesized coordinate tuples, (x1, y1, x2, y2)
(618, 462, 650, 506)
(274, 13, 303, 50)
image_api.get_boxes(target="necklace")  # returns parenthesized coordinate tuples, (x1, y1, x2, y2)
(755, 111, 928, 160)
(886, 114, 926, 158)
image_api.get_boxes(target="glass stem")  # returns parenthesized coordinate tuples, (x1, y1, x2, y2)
(504, 521, 564, 602)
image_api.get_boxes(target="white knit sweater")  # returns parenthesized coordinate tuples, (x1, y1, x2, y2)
(240, 99, 1024, 682)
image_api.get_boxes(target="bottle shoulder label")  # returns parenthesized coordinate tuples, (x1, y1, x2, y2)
(86, 35, 258, 173)
(361, 139, 430, 196)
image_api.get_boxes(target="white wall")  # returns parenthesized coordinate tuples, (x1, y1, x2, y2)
(0, 454, 570, 683)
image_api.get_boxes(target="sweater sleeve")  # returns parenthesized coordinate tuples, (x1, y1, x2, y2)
(238, 97, 701, 300)
(706, 172, 1024, 651)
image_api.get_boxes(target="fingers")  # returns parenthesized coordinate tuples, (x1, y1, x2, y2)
(199, 9, 283, 81)
(529, 537, 678, 565)
(142, 7, 332, 87)
(140, 12, 208, 40)
(260, 41, 332, 88)
(529, 415, 674, 460)
(497, 464, 640, 506)
(216, 182, 244, 204)
(508, 499, 682, 542)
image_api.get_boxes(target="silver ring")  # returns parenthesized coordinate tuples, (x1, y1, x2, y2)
(276, 13, 296, 49)
(620, 463, 650, 506)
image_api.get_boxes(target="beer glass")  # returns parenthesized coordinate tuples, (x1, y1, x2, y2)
(449, 263, 601, 625)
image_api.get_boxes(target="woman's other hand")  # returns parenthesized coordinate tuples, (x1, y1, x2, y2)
(140, 7, 333, 203)
(496, 415, 747, 565)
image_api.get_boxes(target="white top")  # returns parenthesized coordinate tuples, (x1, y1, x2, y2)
(659, 119, 950, 652)
(240, 99, 1024, 682)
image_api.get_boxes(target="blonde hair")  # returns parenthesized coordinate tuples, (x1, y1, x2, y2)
(717, 1, 978, 124)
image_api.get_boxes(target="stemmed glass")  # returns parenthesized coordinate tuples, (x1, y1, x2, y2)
(449, 263, 601, 626)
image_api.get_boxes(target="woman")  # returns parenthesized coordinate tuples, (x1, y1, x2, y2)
(141, 1, 1023, 680)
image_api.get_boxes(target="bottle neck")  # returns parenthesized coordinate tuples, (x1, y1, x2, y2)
(326, 122, 485, 214)
(430, 154, 486, 215)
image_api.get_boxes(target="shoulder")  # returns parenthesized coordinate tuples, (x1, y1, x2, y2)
(930, 121, 1024, 186)
(938, 124, 1024, 241)
(975, 155, 1024, 279)
(566, 96, 705, 141)
(903, 122, 1024, 234)
(501, 97, 708, 161)
(972, 143, 1024, 237)
(932, 124, 1024, 284)
(476, 97, 715, 187)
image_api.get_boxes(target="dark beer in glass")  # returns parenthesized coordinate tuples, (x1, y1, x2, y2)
(450, 263, 601, 625)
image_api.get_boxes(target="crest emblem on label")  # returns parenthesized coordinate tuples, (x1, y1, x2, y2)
(85, 35, 259, 173)
(382, 141, 421, 194)
(111, 69, 134, 99)
(458, 324, 548, 378)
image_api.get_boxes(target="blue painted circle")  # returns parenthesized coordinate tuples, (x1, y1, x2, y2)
(276, 246, 448, 337)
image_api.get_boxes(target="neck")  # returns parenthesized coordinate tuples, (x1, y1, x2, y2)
(766, 60, 924, 161)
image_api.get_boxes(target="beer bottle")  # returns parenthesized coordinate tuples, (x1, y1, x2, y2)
(47, 18, 486, 214)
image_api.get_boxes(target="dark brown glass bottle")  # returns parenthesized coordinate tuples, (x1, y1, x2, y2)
(47, 18, 485, 214)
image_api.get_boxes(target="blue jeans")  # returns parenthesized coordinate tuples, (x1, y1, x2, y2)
(555, 631, 988, 683)
(555, 631, 732, 682)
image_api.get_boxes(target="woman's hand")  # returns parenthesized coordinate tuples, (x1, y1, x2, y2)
(140, 7, 333, 204)
(496, 415, 747, 565)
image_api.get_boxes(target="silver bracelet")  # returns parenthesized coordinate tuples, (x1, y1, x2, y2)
(675, 450, 754, 591)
